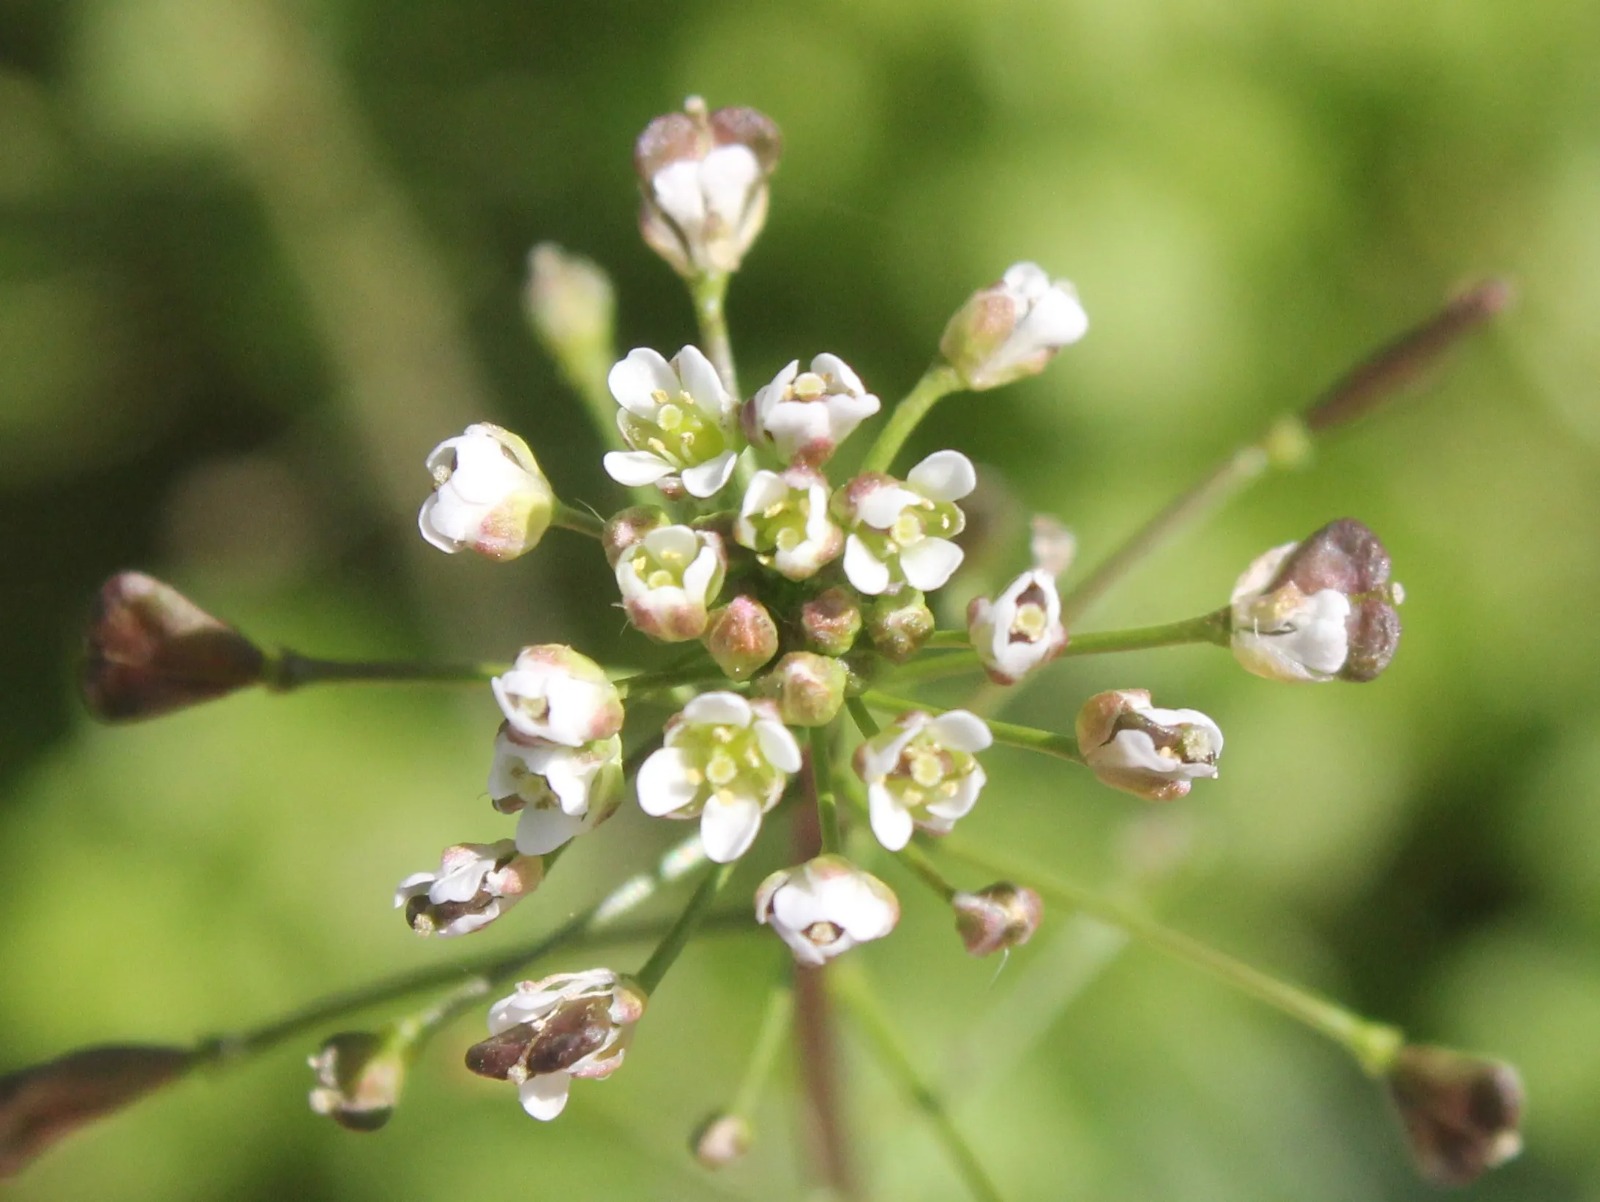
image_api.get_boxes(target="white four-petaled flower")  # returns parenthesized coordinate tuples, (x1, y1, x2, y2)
(1230, 542, 1353, 683)
(615, 524, 727, 642)
(755, 855, 900, 966)
(967, 567, 1068, 685)
(418, 423, 554, 561)
(836, 451, 976, 596)
(734, 468, 843, 581)
(489, 727, 625, 855)
(746, 354, 880, 465)
(854, 709, 992, 851)
(603, 346, 737, 499)
(393, 840, 542, 937)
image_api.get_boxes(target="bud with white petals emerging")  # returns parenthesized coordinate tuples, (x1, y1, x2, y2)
(307, 1029, 410, 1132)
(393, 840, 543, 937)
(952, 882, 1044, 957)
(1230, 518, 1403, 683)
(758, 652, 849, 727)
(615, 525, 727, 642)
(940, 262, 1089, 391)
(1386, 1045, 1524, 1186)
(418, 423, 554, 561)
(801, 587, 862, 657)
(692, 1112, 752, 1169)
(465, 970, 646, 1121)
(743, 354, 880, 466)
(835, 450, 976, 597)
(755, 855, 900, 967)
(967, 568, 1067, 685)
(867, 590, 935, 663)
(603, 346, 737, 500)
(1077, 689, 1223, 801)
(489, 728, 625, 855)
(525, 243, 615, 399)
(854, 710, 992, 851)
(634, 97, 781, 279)
(491, 645, 623, 747)
(703, 595, 779, 681)
(601, 504, 669, 568)
(734, 467, 843, 581)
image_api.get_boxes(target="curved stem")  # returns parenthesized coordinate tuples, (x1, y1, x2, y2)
(552, 500, 606, 540)
(859, 363, 964, 475)
(810, 725, 844, 855)
(264, 651, 504, 691)
(895, 839, 958, 903)
(860, 691, 1083, 765)
(636, 861, 737, 994)
(691, 271, 738, 397)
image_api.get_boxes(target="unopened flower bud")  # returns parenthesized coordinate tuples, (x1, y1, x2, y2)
(1386, 1045, 1524, 1186)
(601, 505, 670, 568)
(616, 525, 727, 642)
(940, 262, 1089, 391)
(491, 645, 623, 746)
(525, 243, 615, 397)
(867, 590, 935, 663)
(952, 882, 1044, 956)
(801, 587, 862, 656)
(81, 572, 265, 722)
(393, 840, 543, 937)
(0, 1044, 195, 1177)
(307, 1029, 409, 1132)
(1230, 518, 1403, 683)
(704, 595, 779, 681)
(418, 423, 554, 561)
(692, 1111, 752, 1169)
(1077, 689, 1223, 801)
(759, 652, 848, 727)
(755, 855, 900, 966)
(634, 97, 781, 279)
(743, 354, 879, 466)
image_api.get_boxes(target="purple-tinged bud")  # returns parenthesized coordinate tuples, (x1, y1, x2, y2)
(81, 572, 265, 722)
(1386, 1045, 1524, 1186)
(634, 97, 781, 279)
(801, 587, 862, 657)
(1230, 518, 1403, 683)
(866, 590, 935, 663)
(759, 652, 848, 727)
(952, 882, 1044, 957)
(939, 262, 1089, 391)
(692, 1111, 752, 1169)
(1077, 689, 1223, 801)
(307, 1030, 409, 1132)
(601, 505, 670, 568)
(0, 1044, 196, 1177)
(704, 595, 779, 682)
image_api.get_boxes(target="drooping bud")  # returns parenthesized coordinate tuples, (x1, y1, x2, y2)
(0, 1044, 196, 1177)
(491, 645, 624, 747)
(854, 710, 992, 851)
(692, 1111, 752, 1169)
(393, 840, 543, 937)
(866, 590, 935, 663)
(801, 587, 862, 657)
(755, 855, 900, 967)
(307, 1029, 409, 1132)
(601, 505, 670, 568)
(952, 882, 1044, 957)
(525, 243, 616, 400)
(489, 728, 625, 855)
(835, 451, 976, 597)
(703, 595, 779, 681)
(602, 346, 737, 500)
(734, 467, 844, 581)
(759, 652, 848, 727)
(634, 97, 781, 279)
(1230, 518, 1403, 683)
(418, 423, 554, 561)
(743, 354, 880, 466)
(81, 572, 265, 722)
(1385, 1045, 1524, 1186)
(465, 970, 646, 1121)
(1076, 689, 1223, 801)
(615, 525, 727, 642)
(939, 262, 1089, 391)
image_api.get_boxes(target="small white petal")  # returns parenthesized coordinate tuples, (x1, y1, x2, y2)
(907, 450, 977, 502)
(753, 719, 803, 774)
(700, 795, 764, 862)
(698, 145, 761, 224)
(674, 345, 732, 418)
(682, 690, 752, 728)
(899, 537, 965, 592)
(636, 747, 701, 816)
(925, 710, 993, 753)
(608, 348, 679, 417)
(857, 485, 922, 531)
(515, 804, 587, 856)
(843, 535, 893, 596)
(517, 1072, 573, 1121)
(681, 452, 736, 498)
(868, 787, 914, 852)
(604, 450, 675, 487)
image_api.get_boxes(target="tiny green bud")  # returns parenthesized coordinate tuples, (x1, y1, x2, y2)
(801, 587, 862, 656)
(704, 595, 779, 681)
(866, 590, 935, 663)
(525, 243, 616, 397)
(760, 652, 848, 727)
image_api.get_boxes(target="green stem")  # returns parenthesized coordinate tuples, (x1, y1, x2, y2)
(729, 970, 796, 1120)
(845, 695, 880, 739)
(895, 839, 958, 903)
(810, 726, 844, 855)
(860, 363, 965, 475)
(832, 965, 1007, 1202)
(938, 841, 1404, 1076)
(861, 691, 1083, 765)
(264, 651, 504, 691)
(691, 271, 738, 397)
(552, 500, 606, 540)
(636, 860, 738, 994)
(924, 630, 970, 649)
(909, 611, 1234, 681)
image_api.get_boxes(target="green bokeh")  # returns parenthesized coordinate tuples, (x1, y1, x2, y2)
(3, 1, 1599, 1199)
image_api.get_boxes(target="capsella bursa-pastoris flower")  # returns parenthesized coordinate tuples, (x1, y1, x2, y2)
(31, 94, 1525, 1194)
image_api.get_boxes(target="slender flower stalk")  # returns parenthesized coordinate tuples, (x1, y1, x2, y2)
(691, 271, 739, 397)
(263, 652, 505, 691)
(858, 363, 964, 475)
(635, 861, 738, 993)
(729, 972, 795, 1122)
(552, 501, 607, 539)
(810, 726, 844, 854)
(860, 692, 1083, 765)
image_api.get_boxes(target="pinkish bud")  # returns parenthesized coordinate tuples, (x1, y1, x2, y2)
(801, 587, 862, 657)
(703, 595, 779, 681)
(952, 882, 1044, 956)
(1386, 1045, 1524, 1186)
(939, 262, 1089, 391)
(866, 590, 935, 663)
(1076, 689, 1223, 801)
(601, 505, 670, 568)
(692, 1111, 752, 1168)
(759, 651, 848, 727)
(81, 572, 264, 722)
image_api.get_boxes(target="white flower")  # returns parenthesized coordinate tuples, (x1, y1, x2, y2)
(733, 468, 843, 581)
(835, 450, 976, 596)
(490, 645, 623, 747)
(489, 728, 624, 855)
(1076, 689, 1223, 801)
(602, 346, 737, 499)
(418, 423, 553, 561)
(466, 970, 646, 1121)
(939, 262, 1089, 391)
(636, 692, 802, 862)
(745, 354, 880, 465)
(393, 840, 542, 937)
(854, 710, 992, 851)
(754, 855, 900, 967)
(967, 568, 1068, 685)
(615, 524, 726, 642)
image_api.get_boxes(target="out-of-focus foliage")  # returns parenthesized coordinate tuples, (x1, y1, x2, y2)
(3, 1, 1598, 1199)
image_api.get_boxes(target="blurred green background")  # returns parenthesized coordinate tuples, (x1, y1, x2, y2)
(3, 0, 1599, 1199)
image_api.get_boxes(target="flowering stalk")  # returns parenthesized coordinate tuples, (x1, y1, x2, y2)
(860, 692, 1084, 765)
(858, 363, 963, 475)
(264, 651, 505, 691)
(810, 726, 844, 855)
(690, 271, 738, 397)
(635, 861, 738, 994)
(551, 501, 607, 539)
(892, 838, 958, 903)
(938, 841, 1404, 1076)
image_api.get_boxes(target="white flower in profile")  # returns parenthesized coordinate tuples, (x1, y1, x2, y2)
(755, 855, 900, 967)
(615, 524, 726, 642)
(602, 346, 737, 499)
(636, 692, 802, 862)
(745, 354, 880, 465)
(854, 709, 992, 851)
(967, 568, 1067, 686)
(733, 467, 843, 581)
(488, 727, 625, 855)
(490, 645, 623, 748)
(465, 969, 646, 1121)
(393, 840, 543, 937)
(940, 262, 1089, 391)
(1076, 689, 1223, 801)
(835, 451, 976, 596)
(418, 423, 554, 561)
